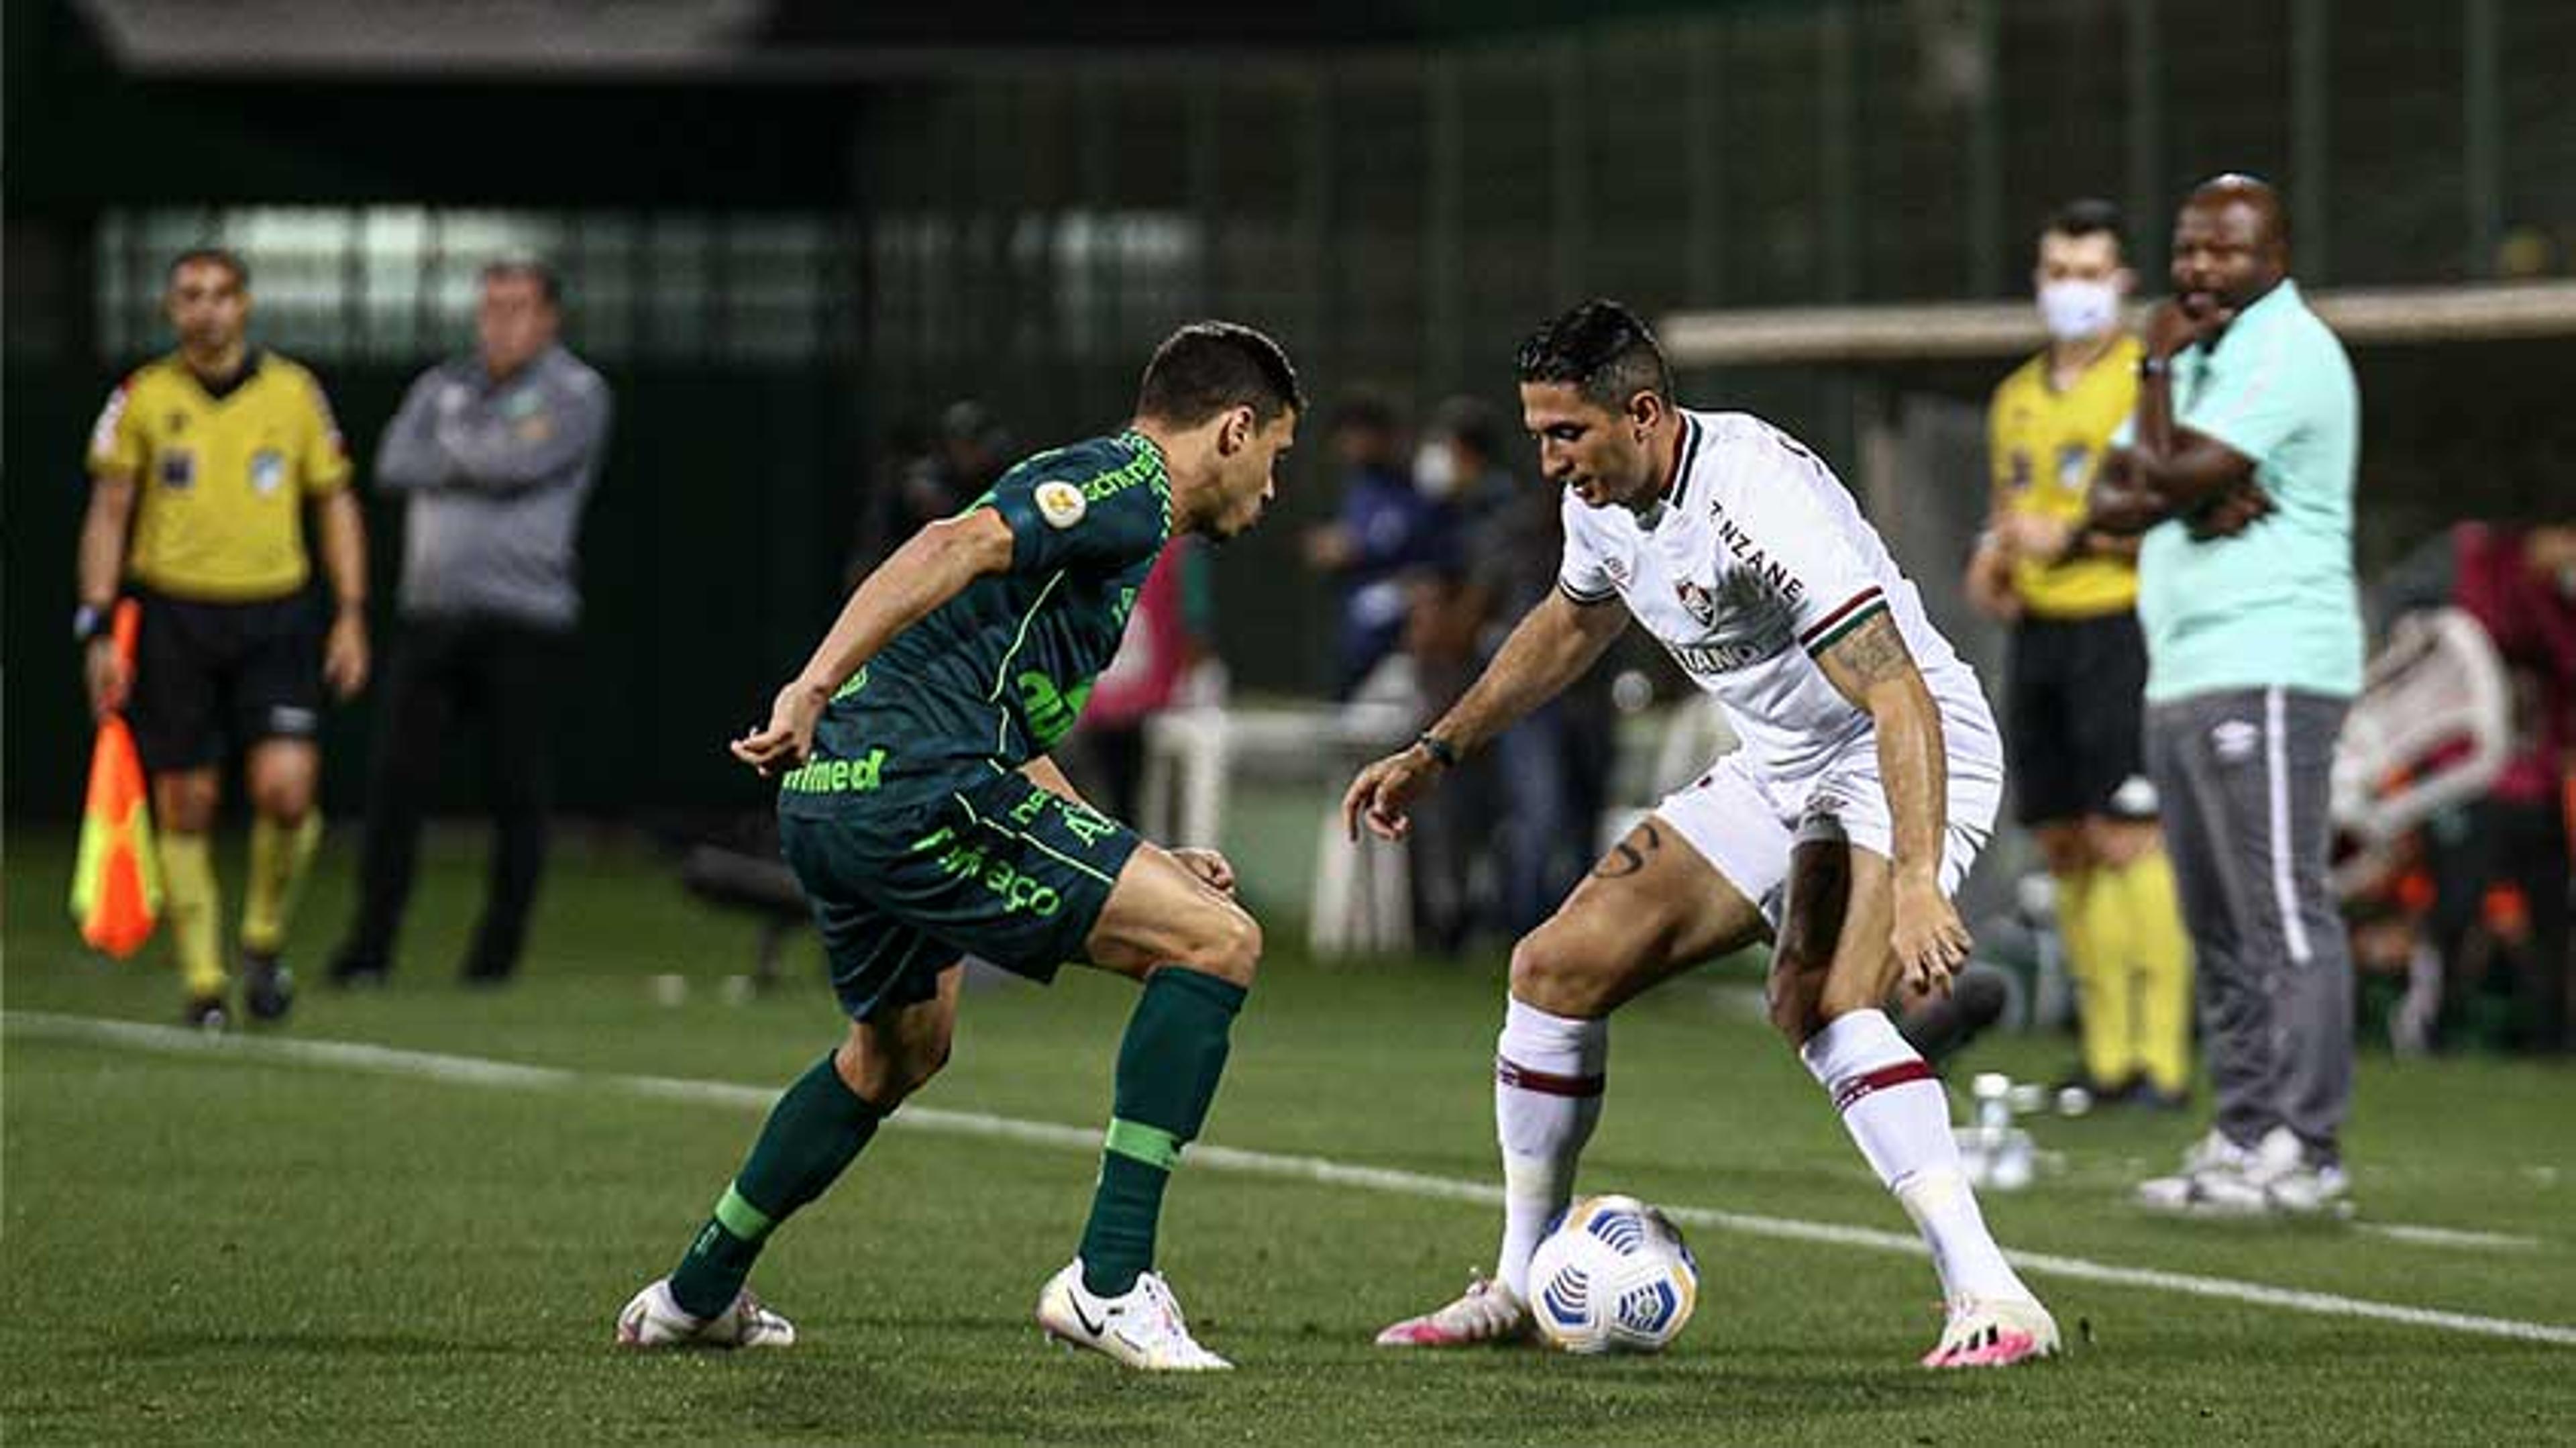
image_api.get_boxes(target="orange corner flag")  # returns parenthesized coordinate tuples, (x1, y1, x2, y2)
(70, 601, 160, 958)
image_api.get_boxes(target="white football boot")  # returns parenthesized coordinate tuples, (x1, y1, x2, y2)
(615, 1277, 797, 1349)
(2255, 1127, 2354, 1217)
(1373, 1272, 1532, 1348)
(1921, 1295, 2061, 1369)
(1035, 1260, 1232, 1371)
(2136, 1127, 2276, 1215)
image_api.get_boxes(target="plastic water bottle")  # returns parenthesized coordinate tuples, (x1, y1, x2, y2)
(1972, 1072, 2013, 1136)
(1962, 1073, 2035, 1192)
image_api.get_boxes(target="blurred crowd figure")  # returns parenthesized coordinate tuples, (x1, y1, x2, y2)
(851, 399, 1013, 581)
(1303, 395, 1453, 699)
(1418, 398, 1615, 939)
(2364, 519, 2576, 1054)
(335, 258, 612, 992)
(1305, 393, 1613, 951)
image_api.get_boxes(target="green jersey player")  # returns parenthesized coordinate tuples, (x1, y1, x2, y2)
(618, 322, 1302, 1372)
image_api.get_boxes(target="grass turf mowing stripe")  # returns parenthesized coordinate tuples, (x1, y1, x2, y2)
(11, 1009, 2573, 1349)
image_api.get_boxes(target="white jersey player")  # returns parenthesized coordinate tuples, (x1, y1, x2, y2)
(1344, 301, 2057, 1369)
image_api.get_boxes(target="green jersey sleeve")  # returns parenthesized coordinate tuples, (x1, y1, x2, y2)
(983, 444, 1172, 577)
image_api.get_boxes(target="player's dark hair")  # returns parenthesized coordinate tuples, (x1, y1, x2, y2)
(167, 246, 250, 289)
(2043, 197, 2125, 254)
(1136, 321, 1305, 427)
(1514, 299, 1672, 413)
(482, 256, 561, 307)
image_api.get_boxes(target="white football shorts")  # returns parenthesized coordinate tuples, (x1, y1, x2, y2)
(1652, 706, 2004, 929)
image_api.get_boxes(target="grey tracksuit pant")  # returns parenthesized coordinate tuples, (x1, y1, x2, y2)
(2145, 687, 2355, 1159)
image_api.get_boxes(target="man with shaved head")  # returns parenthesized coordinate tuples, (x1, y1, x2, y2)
(2078, 174, 2363, 1216)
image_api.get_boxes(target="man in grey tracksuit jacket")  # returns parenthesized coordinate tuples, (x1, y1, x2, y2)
(331, 260, 610, 987)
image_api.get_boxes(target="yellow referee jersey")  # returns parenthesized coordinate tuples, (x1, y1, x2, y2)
(1986, 335, 2141, 619)
(87, 350, 352, 602)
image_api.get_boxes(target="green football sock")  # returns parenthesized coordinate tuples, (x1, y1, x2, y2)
(1078, 967, 1248, 1298)
(669, 1051, 886, 1318)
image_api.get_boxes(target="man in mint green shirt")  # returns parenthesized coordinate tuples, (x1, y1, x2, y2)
(2080, 174, 2361, 1217)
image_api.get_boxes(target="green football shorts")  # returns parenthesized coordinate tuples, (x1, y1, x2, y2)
(778, 766, 1144, 1021)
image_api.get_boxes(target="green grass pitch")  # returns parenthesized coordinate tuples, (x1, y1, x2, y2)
(5, 829, 2572, 1445)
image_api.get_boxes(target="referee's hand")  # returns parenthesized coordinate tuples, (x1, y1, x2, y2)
(323, 612, 370, 699)
(84, 638, 131, 719)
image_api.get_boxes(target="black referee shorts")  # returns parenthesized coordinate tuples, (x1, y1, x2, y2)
(2004, 610, 2153, 827)
(126, 587, 325, 774)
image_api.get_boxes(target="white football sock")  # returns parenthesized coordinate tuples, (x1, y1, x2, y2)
(1800, 1009, 2029, 1305)
(1493, 997, 1607, 1298)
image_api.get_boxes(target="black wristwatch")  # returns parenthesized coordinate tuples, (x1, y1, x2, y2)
(72, 604, 110, 645)
(2136, 354, 2171, 380)
(1413, 732, 1460, 768)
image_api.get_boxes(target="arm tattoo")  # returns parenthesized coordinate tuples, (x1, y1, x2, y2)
(1593, 819, 1662, 878)
(1822, 609, 1913, 690)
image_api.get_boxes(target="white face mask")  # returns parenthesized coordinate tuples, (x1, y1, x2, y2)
(1413, 442, 1460, 499)
(2038, 278, 2121, 342)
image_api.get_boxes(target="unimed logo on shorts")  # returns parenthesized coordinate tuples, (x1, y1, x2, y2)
(780, 748, 887, 795)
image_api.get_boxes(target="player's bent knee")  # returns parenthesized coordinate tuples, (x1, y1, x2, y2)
(1183, 903, 1263, 987)
(1509, 931, 1611, 1017)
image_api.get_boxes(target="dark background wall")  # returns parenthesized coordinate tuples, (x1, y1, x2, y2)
(4, 1, 872, 822)
(11, 0, 2576, 824)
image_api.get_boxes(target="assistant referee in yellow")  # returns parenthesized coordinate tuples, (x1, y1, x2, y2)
(78, 247, 370, 1029)
(1965, 201, 2192, 1107)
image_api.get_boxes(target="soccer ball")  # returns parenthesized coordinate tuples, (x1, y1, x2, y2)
(1526, 1194, 1699, 1353)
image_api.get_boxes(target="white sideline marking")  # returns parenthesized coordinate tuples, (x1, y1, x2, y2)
(2357, 1222, 2542, 1252)
(11, 1011, 2573, 1349)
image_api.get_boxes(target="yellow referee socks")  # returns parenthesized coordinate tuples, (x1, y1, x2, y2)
(242, 813, 322, 957)
(2055, 869, 2137, 1088)
(2108, 849, 2194, 1096)
(157, 833, 225, 999)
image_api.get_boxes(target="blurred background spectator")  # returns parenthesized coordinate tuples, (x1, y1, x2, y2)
(854, 399, 1013, 578)
(331, 259, 610, 990)
(1411, 396, 1615, 939)
(2371, 517, 2576, 1053)
(1302, 395, 1452, 700)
